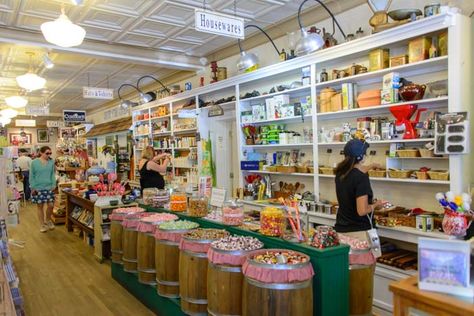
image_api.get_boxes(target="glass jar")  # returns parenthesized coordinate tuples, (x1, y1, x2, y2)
(153, 189, 170, 208)
(311, 226, 339, 249)
(188, 194, 209, 217)
(169, 192, 187, 212)
(142, 188, 159, 205)
(222, 199, 244, 226)
(442, 210, 468, 237)
(260, 207, 285, 237)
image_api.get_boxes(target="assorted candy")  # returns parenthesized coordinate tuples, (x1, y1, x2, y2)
(211, 236, 263, 251)
(436, 191, 473, 237)
(260, 207, 285, 237)
(252, 250, 308, 265)
(442, 212, 468, 237)
(338, 234, 370, 250)
(205, 210, 222, 222)
(152, 190, 170, 208)
(222, 200, 244, 226)
(140, 213, 178, 223)
(159, 220, 199, 231)
(183, 228, 229, 240)
(113, 206, 144, 213)
(311, 226, 339, 249)
(169, 193, 187, 212)
(188, 196, 209, 217)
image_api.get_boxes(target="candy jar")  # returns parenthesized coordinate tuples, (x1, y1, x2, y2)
(311, 226, 339, 249)
(188, 194, 209, 217)
(153, 189, 169, 208)
(169, 191, 187, 212)
(142, 188, 158, 205)
(260, 207, 285, 237)
(222, 199, 244, 226)
(442, 210, 468, 238)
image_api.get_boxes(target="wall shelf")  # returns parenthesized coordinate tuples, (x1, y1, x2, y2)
(242, 170, 314, 177)
(318, 174, 449, 185)
(243, 143, 313, 149)
(240, 85, 311, 102)
(318, 138, 435, 146)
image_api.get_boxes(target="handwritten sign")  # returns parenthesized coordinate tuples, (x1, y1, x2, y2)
(195, 9, 244, 39)
(83, 87, 114, 100)
(210, 188, 226, 208)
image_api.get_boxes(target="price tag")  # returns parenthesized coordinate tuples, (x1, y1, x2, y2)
(210, 188, 226, 208)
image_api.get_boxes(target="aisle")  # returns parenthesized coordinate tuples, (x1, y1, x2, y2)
(8, 203, 154, 316)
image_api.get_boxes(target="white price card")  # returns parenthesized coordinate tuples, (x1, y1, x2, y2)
(210, 188, 226, 208)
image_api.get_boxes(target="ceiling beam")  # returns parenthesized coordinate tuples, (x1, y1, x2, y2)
(0, 27, 205, 72)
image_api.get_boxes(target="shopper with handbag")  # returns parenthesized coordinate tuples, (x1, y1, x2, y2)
(30, 146, 56, 233)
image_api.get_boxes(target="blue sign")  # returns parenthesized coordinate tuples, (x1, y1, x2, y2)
(63, 110, 86, 123)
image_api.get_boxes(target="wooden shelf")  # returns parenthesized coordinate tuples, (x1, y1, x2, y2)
(242, 170, 314, 177)
(150, 114, 171, 120)
(240, 85, 311, 102)
(318, 174, 449, 185)
(152, 131, 171, 136)
(173, 128, 197, 134)
(68, 216, 94, 235)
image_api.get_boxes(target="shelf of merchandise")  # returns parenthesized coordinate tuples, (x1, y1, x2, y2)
(134, 118, 150, 123)
(318, 138, 435, 146)
(152, 131, 171, 136)
(239, 85, 311, 102)
(387, 156, 448, 160)
(242, 170, 314, 177)
(241, 114, 312, 126)
(150, 114, 171, 120)
(317, 96, 448, 120)
(318, 173, 449, 185)
(201, 100, 236, 109)
(243, 143, 313, 149)
(173, 128, 197, 134)
(315, 56, 448, 89)
(174, 147, 197, 151)
(135, 133, 149, 137)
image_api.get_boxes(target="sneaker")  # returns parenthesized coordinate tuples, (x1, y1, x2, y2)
(47, 221, 55, 231)
(40, 225, 48, 233)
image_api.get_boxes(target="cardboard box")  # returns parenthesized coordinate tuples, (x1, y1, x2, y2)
(241, 111, 253, 124)
(342, 83, 356, 109)
(389, 55, 408, 67)
(382, 72, 400, 90)
(273, 94, 290, 106)
(265, 98, 276, 120)
(251, 104, 266, 122)
(281, 104, 295, 118)
(381, 88, 399, 104)
(369, 48, 389, 71)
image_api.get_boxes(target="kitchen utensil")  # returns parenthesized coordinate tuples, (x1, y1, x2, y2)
(399, 83, 426, 101)
(390, 105, 427, 139)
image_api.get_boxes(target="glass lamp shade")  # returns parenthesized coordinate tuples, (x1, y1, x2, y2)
(296, 28, 325, 56)
(140, 92, 153, 104)
(5, 96, 28, 108)
(16, 72, 46, 91)
(0, 116, 11, 126)
(41, 13, 86, 48)
(0, 108, 18, 119)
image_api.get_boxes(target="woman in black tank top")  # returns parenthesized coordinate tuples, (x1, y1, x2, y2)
(138, 147, 170, 191)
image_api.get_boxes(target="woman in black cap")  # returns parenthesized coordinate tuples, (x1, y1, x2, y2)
(334, 139, 385, 235)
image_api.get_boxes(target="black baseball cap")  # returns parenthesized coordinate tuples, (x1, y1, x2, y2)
(343, 139, 369, 162)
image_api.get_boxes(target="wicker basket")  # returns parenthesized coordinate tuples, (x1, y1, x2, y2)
(427, 170, 450, 181)
(276, 166, 296, 173)
(415, 171, 429, 180)
(308, 166, 315, 174)
(368, 169, 386, 178)
(319, 167, 335, 175)
(388, 169, 413, 179)
(264, 165, 277, 172)
(418, 148, 435, 158)
(296, 166, 308, 173)
(396, 149, 420, 158)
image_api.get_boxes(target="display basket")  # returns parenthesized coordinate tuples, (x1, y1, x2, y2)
(319, 167, 335, 175)
(427, 170, 450, 181)
(276, 166, 296, 173)
(388, 169, 413, 179)
(296, 166, 308, 173)
(396, 149, 420, 158)
(415, 171, 429, 180)
(418, 148, 435, 158)
(368, 169, 386, 178)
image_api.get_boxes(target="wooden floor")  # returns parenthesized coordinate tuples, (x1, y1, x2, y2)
(9, 203, 154, 316)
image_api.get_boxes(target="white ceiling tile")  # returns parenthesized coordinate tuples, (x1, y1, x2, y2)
(92, 0, 161, 16)
(157, 39, 198, 53)
(148, 2, 195, 27)
(80, 9, 133, 31)
(80, 24, 119, 41)
(173, 27, 216, 44)
(118, 33, 160, 47)
(131, 19, 176, 38)
(0, 0, 15, 12)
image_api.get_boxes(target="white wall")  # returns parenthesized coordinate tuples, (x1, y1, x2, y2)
(7, 127, 58, 157)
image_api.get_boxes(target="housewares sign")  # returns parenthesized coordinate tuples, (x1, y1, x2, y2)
(83, 87, 114, 100)
(195, 9, 244, 39)
(25, 105, 49, 116)
(63, 110, 86, 123)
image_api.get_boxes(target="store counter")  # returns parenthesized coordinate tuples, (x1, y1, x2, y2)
(111, 205, 350, 316)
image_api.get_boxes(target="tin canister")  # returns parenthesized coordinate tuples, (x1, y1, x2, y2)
(416, 215, 433, 232)
(185, 82, 192, 91)
(217, 67, 227, 81)
(424, 4, 440, 17)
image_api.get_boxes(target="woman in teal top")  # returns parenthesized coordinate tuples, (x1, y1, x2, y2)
(30, 146, 56, 233)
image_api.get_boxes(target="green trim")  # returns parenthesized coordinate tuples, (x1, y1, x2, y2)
(111, 205, 350, 316)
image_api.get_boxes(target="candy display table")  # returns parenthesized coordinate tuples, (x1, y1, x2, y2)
(111, 205, 350, 316)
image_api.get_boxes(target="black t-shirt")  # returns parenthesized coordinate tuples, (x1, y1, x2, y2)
(334, 168, 374, 233)
(139, 160, 165, 192)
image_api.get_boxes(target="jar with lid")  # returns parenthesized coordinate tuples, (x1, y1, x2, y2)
(311, 226, 339, 249)
(169, 191, 187, 212)
(153, 189, 170, 208)
(320, 68, 328, 82)
(188, 194, 209, 217)
(143, 188, 159, 205)
(222, 199, 244, 226)
(260, 207, 285, 236)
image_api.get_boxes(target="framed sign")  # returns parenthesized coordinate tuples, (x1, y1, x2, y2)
(9, 133, 32, 145)
(37, 129, 49, 143)
(195, 9, 245, 39)
(83, 87, 114, 100)
(63, 110, 86, 123)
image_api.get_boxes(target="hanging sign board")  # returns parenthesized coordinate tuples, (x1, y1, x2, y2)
(63, 110, 86, 123)
(195, 9, 245, 39)
(47, 120, 65, 128)
(15, 119, 36, 127)
(25, 105, 49, 116)
(83, 87, 114, 100)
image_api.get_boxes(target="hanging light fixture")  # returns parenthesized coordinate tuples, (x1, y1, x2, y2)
(236, 24, 281, 73)
(136, 75, 170, 104)
(70, 0, 84, 5)
(295, 0, 346, 56)
(0, 108, 19, 119)
(5, 96, 28, 108)
(16, 52, 47, 91)
(43, 53, 54, 69)
(117, 84, 140, 109)
(41, 7, 86, 48)
(0, 116, 11, 126)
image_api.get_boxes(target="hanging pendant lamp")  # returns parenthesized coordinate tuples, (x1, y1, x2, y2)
(0, 116, 11, 126)
(41, 8, 86, 48)
(0, 108, 19, 119)
(16, 52, 46, 91)
(117, 84, 140, 109)
(5, 96, 28, 109)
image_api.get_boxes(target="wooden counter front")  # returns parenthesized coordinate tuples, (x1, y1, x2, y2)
(390, 275, 474, 316)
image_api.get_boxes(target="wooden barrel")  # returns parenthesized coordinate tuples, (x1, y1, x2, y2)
(109, 208, 144, 264)
(242, 249, 314, 316)
(349, 248, 375, 316)
(122, 212, 152, 273)
(179, 229, 229, 316)
(137, 231, 156, 285)
(155, 227, 193, 298)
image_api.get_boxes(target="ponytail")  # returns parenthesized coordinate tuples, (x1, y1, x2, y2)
(335, 156, 357, 179)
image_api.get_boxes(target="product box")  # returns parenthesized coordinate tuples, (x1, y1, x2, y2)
(382, 72, 400, 90)
(241, 111, 253, 124)
(408, 36, 430, 63)
(389, 55, 408, 67)
(252, 104, 266, 122)
(341, 83, 356, 110)
(281, 104, 295, 118)
(369, 48, 389, 71)
(439, 31, 448, 56)
(273, 94, 290, 106)
(381, 88, 399, 104)
(265, 98, 276, 120)
(330, 93, 343, 112)
(300, 96, 312, 115)
(293, 102, 302, 116)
